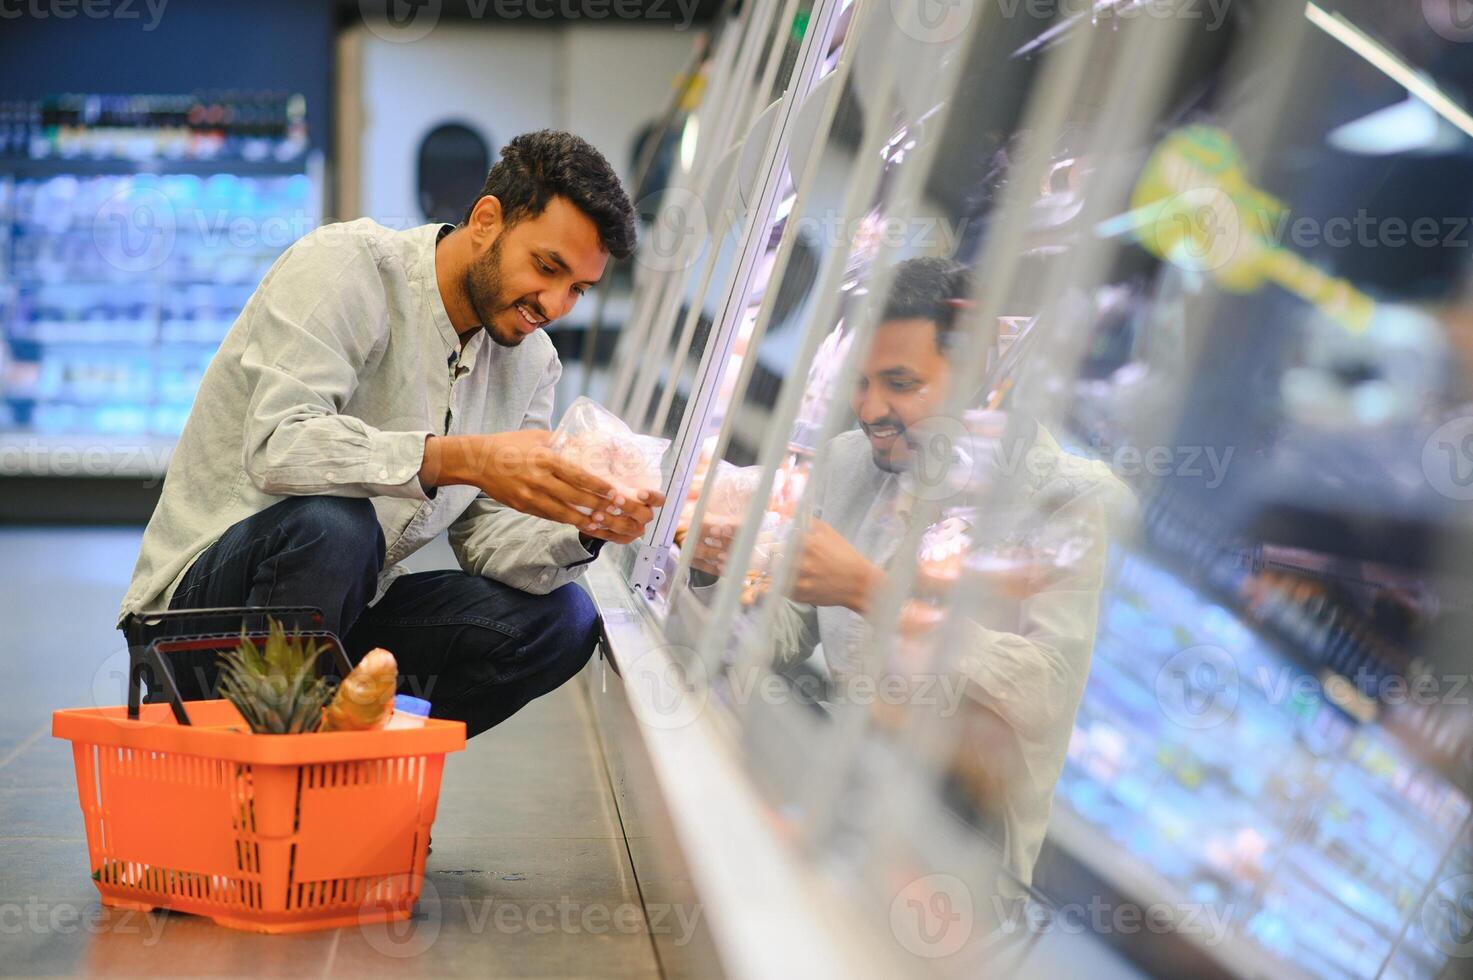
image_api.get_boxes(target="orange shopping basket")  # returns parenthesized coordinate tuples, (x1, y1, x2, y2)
(52, 606, 466, 934)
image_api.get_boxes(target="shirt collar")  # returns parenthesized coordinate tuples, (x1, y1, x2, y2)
(417, 223, 462, 353)
(419, 222, 486, 370)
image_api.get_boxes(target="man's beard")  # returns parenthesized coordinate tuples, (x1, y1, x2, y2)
(870, 446, 911, 474)
(860, 415, 912, 473)
(461, 233, 525, 348)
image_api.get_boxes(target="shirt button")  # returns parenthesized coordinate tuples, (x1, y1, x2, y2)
(539, 573, 551, 585)
(379, 468, 389, 480)
(325, 471, 337, 481)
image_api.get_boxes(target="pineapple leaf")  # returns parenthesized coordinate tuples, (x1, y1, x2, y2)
(216, 617, 336, 734)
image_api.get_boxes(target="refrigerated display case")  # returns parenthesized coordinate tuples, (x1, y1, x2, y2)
(0, 93, 321, 478)
(582, 1, 1473, 977)
(1056, 551, 1471, 978)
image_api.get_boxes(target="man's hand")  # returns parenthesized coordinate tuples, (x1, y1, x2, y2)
(683, 518, 738, 577)
(791, 519, 884, 613)
(420, 431, 664, 544)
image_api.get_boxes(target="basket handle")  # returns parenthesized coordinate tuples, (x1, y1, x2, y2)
(120, 606, 353, 725)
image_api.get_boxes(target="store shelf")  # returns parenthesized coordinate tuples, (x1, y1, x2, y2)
(0, 156, 311, 178)
(1057, 550, 1471, 979)
(0, 144, 319, 476)
(1045, 807, 1294, 980)
(1248, 500, 1473, 580)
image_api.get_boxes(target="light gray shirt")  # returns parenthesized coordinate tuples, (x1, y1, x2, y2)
(120, 219, 598, 622)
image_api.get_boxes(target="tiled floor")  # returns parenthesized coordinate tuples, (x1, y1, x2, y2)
(0, 528, 662, 978)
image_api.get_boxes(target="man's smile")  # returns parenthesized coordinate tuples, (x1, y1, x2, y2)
(862, 421, 903, 443)
(514, 301, 548, 332)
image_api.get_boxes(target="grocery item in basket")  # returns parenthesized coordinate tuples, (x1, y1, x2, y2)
(549, 397, 669, 512)
(320, 648, 398, 732)
(216, 618, 334, 734)
(386, 694, 432, 730)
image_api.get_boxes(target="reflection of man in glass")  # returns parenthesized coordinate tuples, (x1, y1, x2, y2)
(719, 256, 1128, 885)
(777, 258, 968, 614)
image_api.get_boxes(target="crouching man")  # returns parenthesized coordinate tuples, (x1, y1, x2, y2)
(119, 130, 664, 737)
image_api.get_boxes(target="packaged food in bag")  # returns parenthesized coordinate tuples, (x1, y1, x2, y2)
(549, 397, 670, 512)
(706, 462, 761, 521)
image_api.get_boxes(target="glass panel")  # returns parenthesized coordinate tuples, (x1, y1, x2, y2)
(614, 0, 813, 429)
(705, 12, 1120, 941)
(723, 2, 1473, 975)
(1009, 6, 1473, 973)
(612, 0, 1473, 975)
(641, 99, 783, 442)
(605, 0, 770, 419)
(636, 3, 820, 437)
(647, 5, 854, 484)
(657, 0, 912, 627)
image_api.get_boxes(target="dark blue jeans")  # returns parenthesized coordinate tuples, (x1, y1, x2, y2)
(162, 496, 600, 737)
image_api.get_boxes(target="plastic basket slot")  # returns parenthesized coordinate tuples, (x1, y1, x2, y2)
(232, 765, 255, 822)
(353, 871, 418, 913)
(94, 860, 249, 906)
(288, 759, 423, 883)
(289, 872, 401, 912)
(97, 747, 242, 881)
(71, 743, 107, 852)
(234, 837, 261, 875)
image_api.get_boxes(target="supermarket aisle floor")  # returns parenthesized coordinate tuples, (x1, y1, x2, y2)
(0, 527, 662, 979)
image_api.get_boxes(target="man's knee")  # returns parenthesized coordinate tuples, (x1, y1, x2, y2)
(527, 583, 599, 670)
(276, 496, 384, 565)
(408, 579, 600, 736)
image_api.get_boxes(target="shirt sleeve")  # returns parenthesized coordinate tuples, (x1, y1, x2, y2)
(687, 571, 821, 673)
(238, 230, 433, 500)
(448, 356, 600, 594)
(767, 594, 824, 673)
(954, 481, 1115, 747)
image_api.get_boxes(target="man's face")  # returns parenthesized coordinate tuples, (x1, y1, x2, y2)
(851, 318, 953, 472)
(463, 195, 609, 347)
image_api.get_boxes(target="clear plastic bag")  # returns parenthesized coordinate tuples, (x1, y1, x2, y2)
(706, 462, 762, 520)
(549, 398, 670, 512)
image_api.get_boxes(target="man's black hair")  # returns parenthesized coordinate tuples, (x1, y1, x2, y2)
(464, 130, 638, 260)
(881, 256, 976, 354)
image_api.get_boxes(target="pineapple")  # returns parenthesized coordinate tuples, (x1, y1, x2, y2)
(216, 618, 334, 735)
(320, 648, 398, 732)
